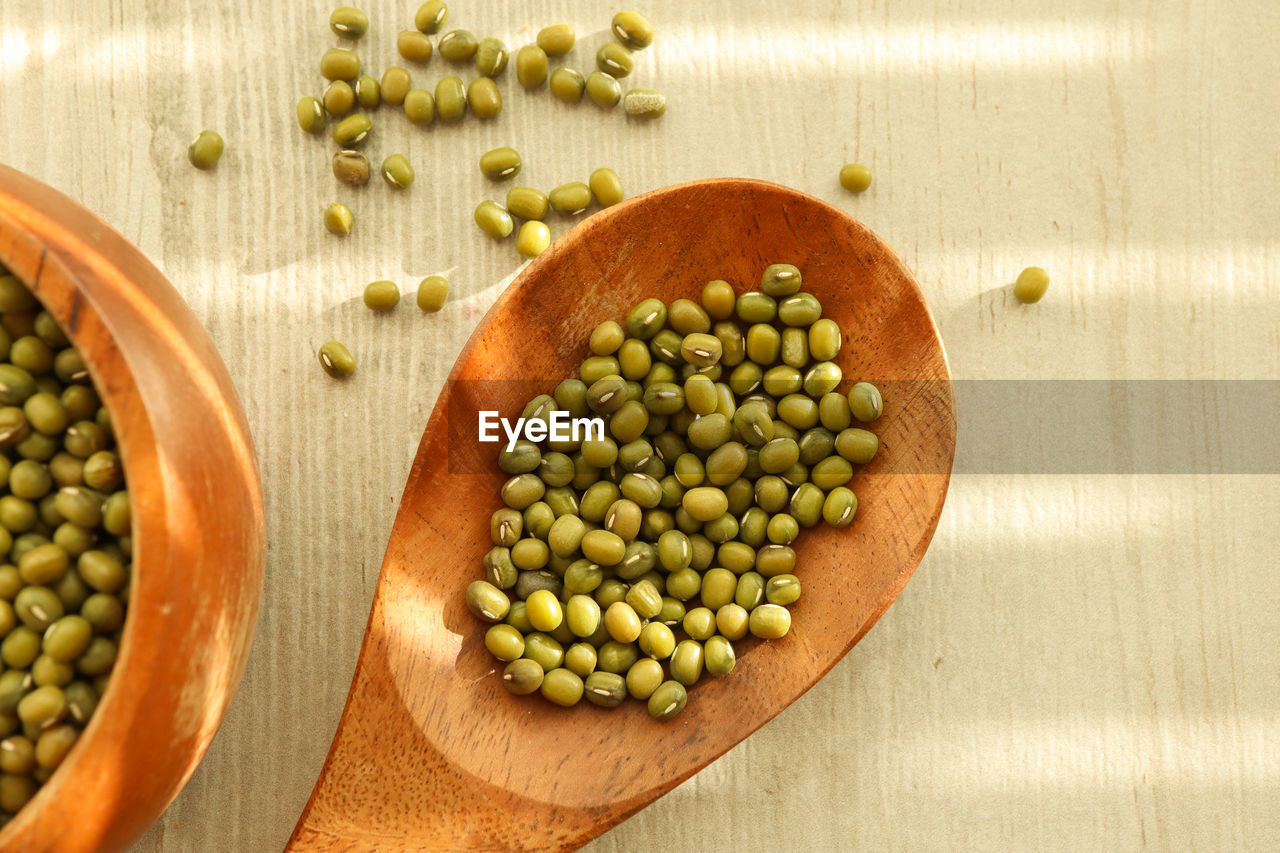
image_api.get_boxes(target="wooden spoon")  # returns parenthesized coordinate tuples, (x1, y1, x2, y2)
(287, 178, 955, 853)
(0, 164, 265, 852)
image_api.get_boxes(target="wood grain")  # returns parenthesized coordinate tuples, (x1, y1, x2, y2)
(0, 0, 1275, 851)
(285, 179, 954, 852)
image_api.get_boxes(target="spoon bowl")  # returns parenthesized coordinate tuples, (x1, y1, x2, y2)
(288, 178, 955, 852)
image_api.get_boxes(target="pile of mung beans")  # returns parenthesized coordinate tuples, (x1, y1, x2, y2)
(304, 5, 661, 379)
(0, 267, 131, 822)
(297, 5, 660, 228)
(465, 264, 884, 720)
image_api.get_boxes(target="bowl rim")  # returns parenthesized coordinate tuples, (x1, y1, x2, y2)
(0, 163, 265, 853)
(0, 202, 153, 839)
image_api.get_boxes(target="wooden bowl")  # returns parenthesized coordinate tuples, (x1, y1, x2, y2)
(0, 164, 265, 852)
(288, 179, 955, 852)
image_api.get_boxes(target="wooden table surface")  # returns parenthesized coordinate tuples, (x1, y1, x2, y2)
(2, 1, 1277, 850)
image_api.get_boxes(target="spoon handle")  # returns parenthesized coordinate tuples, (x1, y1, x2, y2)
(283, 597, 618, 853)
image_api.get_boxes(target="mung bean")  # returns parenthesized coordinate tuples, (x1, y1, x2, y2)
(416, 276, 449, 312)
(318, 341, 355, 378)
(186, 131, 223, 170)
(623, 88, 665, 117)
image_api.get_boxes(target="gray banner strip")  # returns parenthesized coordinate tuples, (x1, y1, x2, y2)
(953, 381, 1279, 474)
(444, 380, 1279, 475)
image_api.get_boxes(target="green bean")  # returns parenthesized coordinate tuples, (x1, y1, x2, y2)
(380, 67, 412, 105)
(516, 221, 551, 258)
(474, 201, 514, 238)
(435, 76, 467, 120)
(467, 78, 502, 118)
(330, 7, 369, 38)
(475, 37, 509, 77)
(589, 168, 624, 207)
(1014, 267, 1050, 303)
(506, 186, 549, 220)
(403, 89, 435, 125)
(596, 42, 634, 78)
(332, 114, 371, 146)
(647, 680, 687, 720)
(516, 45, 549, 89)
(548, 182, 593, 215)
(586, 71, 623, 108)
(549, 67, 585, 102)
(612, 11, 655, 49)
(332, 150, 370, 186)
(416, 276, 449, 312)
(320, 48, 360, 81)
(296, 96, 325, 134)
(847, 382, 883, 422)
(438, 29, 477, 62)
(623, 88, 666, 117)
(479, 147, 522, 181)
(414, 1, 448, 34)
(537, 24, 576, 56)
(397, 30, 434, 63)
(317, 341, 355, 378)
(323, 203, 354, 237)
(363, 281, 400, 312)
(186, 131, 223, 170)
(322, 80, 355, 117)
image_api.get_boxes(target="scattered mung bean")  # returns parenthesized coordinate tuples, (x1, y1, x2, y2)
(479, 147, 521, 181)
(380, 67, 412, 106)
(435, 76, 467, 120)
(397, 30, 434, 63)
(296, 96, 325, 134)
(467, 78, 502, 118)
(548, 182, 592, 215)
(1014, 267, 1050, 303)
(322, 80, 355, 117)
(549, 67, 585, 102)
(320, 48, 360, 81)
(186, 131, 223, 170)
(475, 37, 509, 77)
(403, 88, 435, 125)
(332, 150, 371, 186)
(589, 168, 624, 207)
(536, 24, 576, 56)
(414, 0, 448, 34)
(839, 163, 872, 193)
(332, 114, 371, 146)
(623, 88, 666, 118)
(611, 11, 655, 49)
(323, 203, 354, 236)
(330, 6, 369, 38)
(585, 71, 622, 108)
(381, 154, 414, 189)
(362, 280, 400, 311)
(516, 221, 551, 258)
(474, 201, 515, 238)
(354, 75, 380, 109)
(596, 42, 635, 78)
(438, 29, 478, 62)
(516, 45, 549, 89)
(506, 186, 550, 220)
